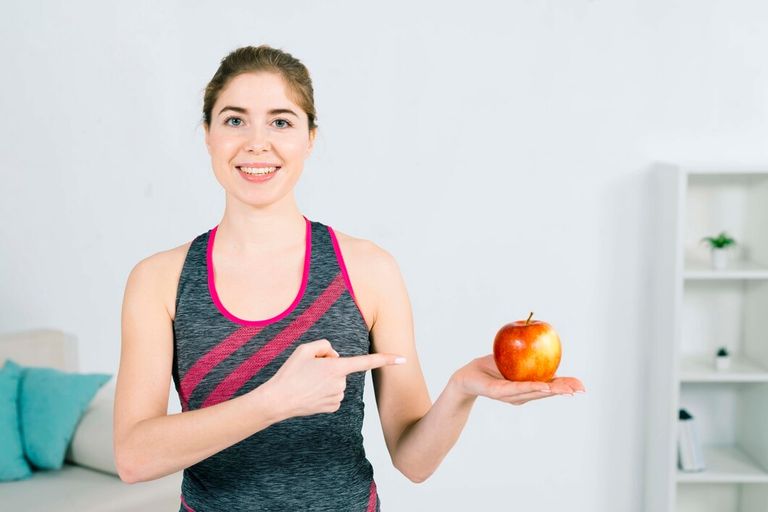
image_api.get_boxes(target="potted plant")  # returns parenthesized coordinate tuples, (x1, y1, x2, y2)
(701, 232, 736, 270)
(715, 346, 730, 371)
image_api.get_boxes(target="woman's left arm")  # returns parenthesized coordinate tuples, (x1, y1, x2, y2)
(365, 246, 584, 483)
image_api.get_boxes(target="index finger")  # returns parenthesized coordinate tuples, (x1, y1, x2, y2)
(336, 353, 406, 375)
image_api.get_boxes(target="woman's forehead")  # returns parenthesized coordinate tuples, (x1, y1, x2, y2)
(218, 72, 297, 107)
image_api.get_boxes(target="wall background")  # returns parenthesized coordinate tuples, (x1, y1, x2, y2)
(2, 1, 767, 510)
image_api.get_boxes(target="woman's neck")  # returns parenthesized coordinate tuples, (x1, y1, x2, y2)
(215, 199, 306, 257)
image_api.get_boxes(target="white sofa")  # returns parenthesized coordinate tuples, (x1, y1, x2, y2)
(0, 329, 183, 511)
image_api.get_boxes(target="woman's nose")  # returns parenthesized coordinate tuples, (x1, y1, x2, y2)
(245, 125, 270, 152)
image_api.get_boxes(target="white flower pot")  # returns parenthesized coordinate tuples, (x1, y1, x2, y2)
(711, 248, 729, 270)
(715, 355, 730, 371)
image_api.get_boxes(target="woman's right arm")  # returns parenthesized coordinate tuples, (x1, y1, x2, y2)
(113, 256, 289, 484)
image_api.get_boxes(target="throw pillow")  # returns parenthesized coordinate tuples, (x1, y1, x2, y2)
(17, 363, 112, 470)
(0, 359, 32, 481)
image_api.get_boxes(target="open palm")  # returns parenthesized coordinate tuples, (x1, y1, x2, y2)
(454, 354, 585, 405)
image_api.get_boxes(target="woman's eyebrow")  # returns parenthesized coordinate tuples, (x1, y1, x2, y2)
(217, 105, 299, 118)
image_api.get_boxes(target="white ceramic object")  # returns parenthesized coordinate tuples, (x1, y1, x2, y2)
(715, 355, 731, 371)
(710, 248, 729, 270)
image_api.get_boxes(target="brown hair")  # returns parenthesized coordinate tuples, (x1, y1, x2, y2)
(202, 45, 317, 132)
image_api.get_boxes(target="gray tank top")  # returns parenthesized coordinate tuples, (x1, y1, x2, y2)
(171, 216, 381, 511)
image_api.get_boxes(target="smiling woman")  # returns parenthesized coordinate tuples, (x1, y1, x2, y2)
(113, 44, 584, 512)
(202, 51, 317, 209)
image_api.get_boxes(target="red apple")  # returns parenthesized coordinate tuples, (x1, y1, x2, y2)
(493, 312, 562, 382)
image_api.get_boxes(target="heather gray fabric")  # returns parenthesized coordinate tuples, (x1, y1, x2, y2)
(171, 217, 380, 512)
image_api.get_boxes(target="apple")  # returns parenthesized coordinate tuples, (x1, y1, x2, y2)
(493, 312, 562, 382)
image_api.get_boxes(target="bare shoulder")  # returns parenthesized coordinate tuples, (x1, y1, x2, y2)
(129, 241, 193, 320)
(332, 228, 398, 273)
(331, 228, 401, 329)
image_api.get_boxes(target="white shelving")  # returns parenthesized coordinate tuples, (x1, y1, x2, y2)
(676, 445, 768, 484)
(680, 356, 768, 383)
(646, 164, 768, 512)
(683, 260, 768, 280)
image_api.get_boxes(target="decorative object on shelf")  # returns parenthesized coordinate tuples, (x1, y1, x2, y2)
(700, 231, 736, 270)
(714, 347, 730, 371)
(677, 408, 706, 472)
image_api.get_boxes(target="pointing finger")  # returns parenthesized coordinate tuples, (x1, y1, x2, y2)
(337, 353, 407, 375)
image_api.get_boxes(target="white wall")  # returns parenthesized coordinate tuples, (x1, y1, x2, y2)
(2, 1, 767, 510)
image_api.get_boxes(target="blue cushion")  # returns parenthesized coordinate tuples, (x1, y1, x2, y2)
(17, 363, 111, 470)
(0, 359, 32, 481)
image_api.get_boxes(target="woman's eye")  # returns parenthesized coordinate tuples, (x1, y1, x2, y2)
(223, 116, 292, 129)
(224, 116, 243, 127)
(273, 118, 293, 129)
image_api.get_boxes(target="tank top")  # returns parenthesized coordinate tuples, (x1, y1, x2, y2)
(171, 215, 381, 512)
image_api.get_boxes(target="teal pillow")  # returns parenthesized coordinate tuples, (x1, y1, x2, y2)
(0, 360, 32, 481)
(17, 363, 111, 470)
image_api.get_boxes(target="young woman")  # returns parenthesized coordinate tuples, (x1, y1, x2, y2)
(113, 45, 585, 512)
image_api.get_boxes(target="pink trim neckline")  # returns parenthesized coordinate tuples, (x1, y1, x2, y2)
(206, 215, 312, 326)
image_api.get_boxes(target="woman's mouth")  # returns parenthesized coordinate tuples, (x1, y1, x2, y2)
(237, 166, 281, 182)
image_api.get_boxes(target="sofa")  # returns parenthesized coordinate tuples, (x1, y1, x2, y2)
(0, 329, 183, 511)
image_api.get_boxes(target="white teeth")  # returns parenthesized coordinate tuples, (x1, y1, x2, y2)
(239, 166, 278, 175)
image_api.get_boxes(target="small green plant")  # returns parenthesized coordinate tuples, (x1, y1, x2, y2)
(701, 232, 736, 249)
(717, 347, 729, 357)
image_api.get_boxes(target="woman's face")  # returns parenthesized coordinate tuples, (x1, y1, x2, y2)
(204, 71, 315, 208)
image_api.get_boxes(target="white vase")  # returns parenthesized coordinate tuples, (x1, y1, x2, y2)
(711, 248, 729, 270)
(715, 355, 730, 371)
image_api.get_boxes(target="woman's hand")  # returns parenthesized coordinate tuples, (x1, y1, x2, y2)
(451, 354, 585, 405)
(265, 339, 406, 419)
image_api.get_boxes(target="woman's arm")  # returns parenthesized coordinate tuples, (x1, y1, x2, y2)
(366, 245, 584, 483)
(366, 246, 477, 483)
(114, 257, 289, 484)
(377, 373, 478, 483)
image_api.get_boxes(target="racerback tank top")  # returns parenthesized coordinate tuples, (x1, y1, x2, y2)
(171, 216, 381, 511)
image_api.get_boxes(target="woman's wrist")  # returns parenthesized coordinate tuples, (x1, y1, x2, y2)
(447, 371, 479, 405)
(251, 381, 292, 425)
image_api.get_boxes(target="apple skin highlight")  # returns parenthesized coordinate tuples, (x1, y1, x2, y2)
(493, 317, 562, 382)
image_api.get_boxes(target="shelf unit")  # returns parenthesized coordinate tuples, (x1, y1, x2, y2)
(646, 164, 768, 512)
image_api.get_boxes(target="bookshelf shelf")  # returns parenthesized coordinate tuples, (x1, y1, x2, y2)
(677, 445, 768, 484)
(680, 356, 768, 383)
(684, 260, 768, 280)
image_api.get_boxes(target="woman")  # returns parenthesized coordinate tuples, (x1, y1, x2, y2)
(114, 45, 585, 512)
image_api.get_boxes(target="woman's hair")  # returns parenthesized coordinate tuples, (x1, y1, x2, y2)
(202, 45, 317, 132)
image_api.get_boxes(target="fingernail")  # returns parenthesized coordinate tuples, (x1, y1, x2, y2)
(575, 390, 585, 394)
(394, 357, 407, 364)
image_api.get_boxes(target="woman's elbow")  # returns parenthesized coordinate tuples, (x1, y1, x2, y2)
(116, 461, 138, 484)
(394, 461, 432, 484)
(114, 444, 142, 484)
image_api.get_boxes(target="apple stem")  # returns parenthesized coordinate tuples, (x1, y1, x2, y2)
(526, 311, 534, 325)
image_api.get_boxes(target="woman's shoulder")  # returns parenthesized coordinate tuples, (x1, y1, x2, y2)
(330, 229, 391, 330)
(137, 241, 193, 275)
(129, 241, 193, 320)
(330, 227, 393, 267)
(330, 228, 405, 331)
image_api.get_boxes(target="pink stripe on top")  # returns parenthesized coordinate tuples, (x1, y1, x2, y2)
(327, 226, 367, 330)
(207, 215, 312, 326)
(180, 494, 197, 512)
(367, 480, 378, 511)
(179, 325, 262, 410)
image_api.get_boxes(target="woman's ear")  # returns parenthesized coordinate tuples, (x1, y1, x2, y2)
(307, 128, 317, 155)
(203, 123, 211, 153)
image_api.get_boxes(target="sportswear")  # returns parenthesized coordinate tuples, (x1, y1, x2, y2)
(171, 216, 380, 511)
